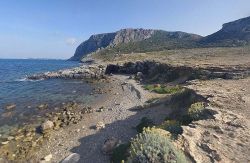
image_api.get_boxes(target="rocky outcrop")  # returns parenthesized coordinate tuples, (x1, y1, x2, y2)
(69, 29, 155, 61)
(200, 16, 250, 46)
(105, 61, 250, 82)
(27, 64, 106, 80)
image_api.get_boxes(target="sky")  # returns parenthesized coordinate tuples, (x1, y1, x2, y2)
(0, 0, 249, 59)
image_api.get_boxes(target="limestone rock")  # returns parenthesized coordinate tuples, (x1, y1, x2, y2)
(102, 137, 121, 155)
(42, 154, 52, 162)
(96, 122, 105, 130)
(41, 120, 54, 133)
(5, 104, 16, 110)
(61, 153, 80, 163)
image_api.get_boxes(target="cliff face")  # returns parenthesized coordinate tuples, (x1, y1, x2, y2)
(70, 32, 116, 61)
(70, 28, 156, 61)
(111, 28, 155, 46)
(70, 28, 203, 61)
(200, 16, 250, 46)
(70, 16, 250, 61)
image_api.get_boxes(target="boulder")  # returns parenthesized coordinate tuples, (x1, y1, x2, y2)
(102, 137, 121, 155)
(42, 154, 52, 162)
(41, 120, 54, 133)
(136, 72, 143, 80)
(96, 122, 105, 130)
(37, 104, 48, 110)
(5, 104, 16, 110)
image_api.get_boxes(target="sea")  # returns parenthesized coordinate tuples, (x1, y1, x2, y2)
(0, 59, 98, 136)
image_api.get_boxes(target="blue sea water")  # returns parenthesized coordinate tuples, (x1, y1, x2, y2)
(0, 59, 96, 130)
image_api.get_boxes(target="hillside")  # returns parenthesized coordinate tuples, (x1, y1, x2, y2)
(69, 29, 202, 61)
(200, 16, 250, 46)
(69, 29, 156, 61)
(70, 16, 250, 61)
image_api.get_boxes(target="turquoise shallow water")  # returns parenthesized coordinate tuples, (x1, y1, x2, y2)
(0, 59, 97, 132)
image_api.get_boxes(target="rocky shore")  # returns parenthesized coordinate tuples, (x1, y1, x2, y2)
(27, 64, 106, 80)
(1, 58, 250, 163)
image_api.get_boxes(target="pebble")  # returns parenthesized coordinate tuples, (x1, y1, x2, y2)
(5, 104, 16, 110)
(7, 136, 15, 140)
(96, 122, 105, 130)
(42, 154, 52, 162)
(1, 141, 9, 145)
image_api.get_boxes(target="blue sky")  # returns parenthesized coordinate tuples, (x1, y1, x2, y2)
(0, 0, 249, 59)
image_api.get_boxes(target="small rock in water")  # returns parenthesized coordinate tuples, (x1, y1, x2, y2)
(102, 137, 121, 155)
(42, 154, 52, 162)
(1, 141, 9, 145)
(7, 136, 14, 140)
(96, 122, 105, 130)
(41, 120, 54, 133)
(37, 104, 48, 110)
(5, 104, 16, 110)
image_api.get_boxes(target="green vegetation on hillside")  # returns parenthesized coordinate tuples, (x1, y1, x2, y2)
(94, 31, 200, 58)
(144, 84, 183, 94)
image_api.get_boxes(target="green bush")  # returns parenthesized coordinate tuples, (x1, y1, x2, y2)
(111, 143, 130, 163)
(144, 84, 183, 94)
(188, 102, 205, 121)
(128, 127, 187, 163)
(136, 117, 154, 133)
(158, 120, 183, 135)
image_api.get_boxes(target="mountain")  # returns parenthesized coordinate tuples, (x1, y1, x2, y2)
(70, 29, 155, 61)
(70, 16, 250, 61)
(200, 16, 250, 46)
(69, 28, 202, 61)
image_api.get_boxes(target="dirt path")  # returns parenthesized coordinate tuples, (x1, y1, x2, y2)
(34, 75, 168, 163)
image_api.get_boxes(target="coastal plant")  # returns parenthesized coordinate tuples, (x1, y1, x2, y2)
(136, 117, 154, 133)
(168, 88, 197, 109)
(127, 127, 187, 163)
(111, 143, 130, 163)
(187, 102, 206, 121)
(144, 84, 183, 94)
(158, 120, 183, 136)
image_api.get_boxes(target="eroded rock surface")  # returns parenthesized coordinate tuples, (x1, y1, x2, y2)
(181, 78, 250, 163)
(27, 64, 106, 80)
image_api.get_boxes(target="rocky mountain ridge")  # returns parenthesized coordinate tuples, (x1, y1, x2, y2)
(70, 28, 202, 61)
(70, 16, 250, 61)
(200, 16, 250, 46)
(70, 28, 156, 61)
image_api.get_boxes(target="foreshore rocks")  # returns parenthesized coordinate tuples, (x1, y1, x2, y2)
(105, 60, 250, 82)
(41, 120, 54, 134)
(27, 64, 106, 80)
(4, 104, 16, 110)
(0, 102, 94, 161)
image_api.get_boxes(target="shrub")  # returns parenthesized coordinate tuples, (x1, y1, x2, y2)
(128, 127, 187, 163)
(111, 143, 130, 163)
(158, 120, 183, 135)
(136, 117, 154, 133)
(168, 88, 202, 112)
(187, 102, 205, 121)
(144, 84, 183, 94)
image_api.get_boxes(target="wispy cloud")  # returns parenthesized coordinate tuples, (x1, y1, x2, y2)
(66, 37, 77, 46)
